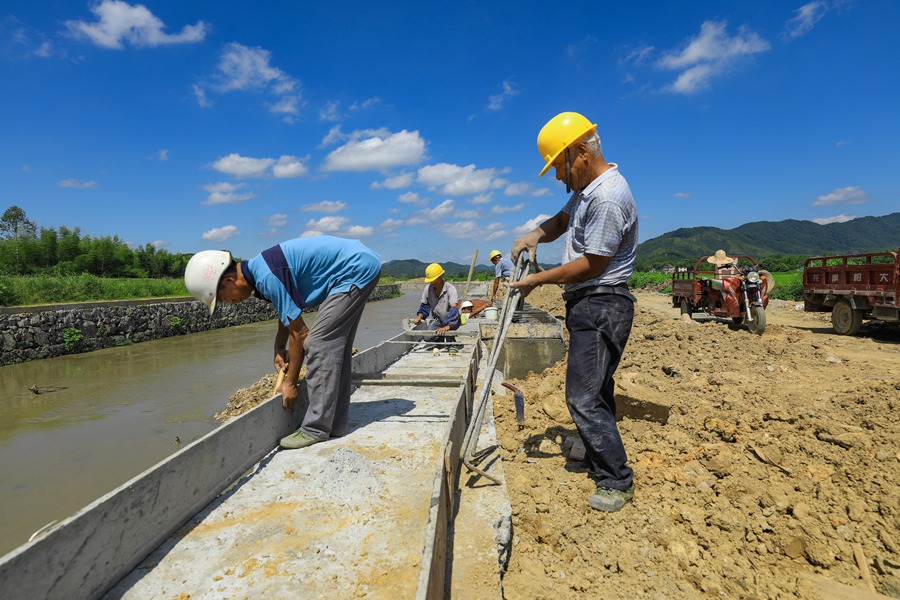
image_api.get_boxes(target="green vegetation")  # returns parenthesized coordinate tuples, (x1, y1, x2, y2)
(0, 274, 189, 306)
(169, 316, 183, 328)
(634, 212, 900, 270)
(62, 327, 84, 352)
(767, 271, 803, 301)
(0, 205, 190, 279)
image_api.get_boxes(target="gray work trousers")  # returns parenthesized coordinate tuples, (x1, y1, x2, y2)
(301, 273, 380, 440)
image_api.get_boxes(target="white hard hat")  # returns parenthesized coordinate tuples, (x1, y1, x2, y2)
(184, 250, 232, 315)
(460, 300, 474, 309)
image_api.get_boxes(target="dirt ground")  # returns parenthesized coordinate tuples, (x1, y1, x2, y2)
(496, 285, 900, 599)
(219, 285, 899, 599)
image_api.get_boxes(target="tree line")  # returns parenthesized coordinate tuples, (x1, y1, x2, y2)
(0, 206, 190, 278)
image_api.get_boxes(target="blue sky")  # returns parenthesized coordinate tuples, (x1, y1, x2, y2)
(1, 1, 898, 265)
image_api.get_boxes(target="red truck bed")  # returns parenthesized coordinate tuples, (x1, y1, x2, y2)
(803, 249, 899, 332)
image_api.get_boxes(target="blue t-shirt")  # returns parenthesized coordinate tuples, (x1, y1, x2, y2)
(245, 236, 381, 325)
(494, 256, 514, 279)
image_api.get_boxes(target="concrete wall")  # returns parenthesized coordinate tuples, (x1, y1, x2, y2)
(0, 284, 400, 365)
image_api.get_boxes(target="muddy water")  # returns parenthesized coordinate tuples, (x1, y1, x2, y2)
(0, 292, 423, 556)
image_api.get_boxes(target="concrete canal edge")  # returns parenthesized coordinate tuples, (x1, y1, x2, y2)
(0, 283, 400, 365)
(0, 300, 563, 598)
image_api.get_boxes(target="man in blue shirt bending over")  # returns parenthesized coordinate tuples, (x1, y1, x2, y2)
(184, 236, 381, 450)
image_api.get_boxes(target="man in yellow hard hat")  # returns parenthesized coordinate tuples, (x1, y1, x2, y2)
(412, 262, 461, 335)
(509, 111, 639, 512)
(488, 249, 514, 303)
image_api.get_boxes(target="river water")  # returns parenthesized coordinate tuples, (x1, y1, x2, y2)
(0, 291, 425, 556)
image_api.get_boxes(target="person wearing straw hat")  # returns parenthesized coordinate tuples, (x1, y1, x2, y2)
(183, 236, 381, 450)
(412, 262, 461, 335)
(489, 249, 515, 303)
(709, 249, 739, 276)
(509, 111, 639, 513)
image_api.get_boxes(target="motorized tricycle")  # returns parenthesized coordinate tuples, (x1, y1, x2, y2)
(671, 254, 774, 335)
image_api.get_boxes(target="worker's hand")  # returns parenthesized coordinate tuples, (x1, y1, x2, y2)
(508, 274, 539, 299)
(281, 380, 297, 409)
(490, 295, 496, 303)
(511, 228, 543, 264)
(414, 315, 422, 324)
(436, 325, 450, 335)
(274, 352, 288, 372)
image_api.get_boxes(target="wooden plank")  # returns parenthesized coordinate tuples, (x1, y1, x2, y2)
(797, 571, 892, 600)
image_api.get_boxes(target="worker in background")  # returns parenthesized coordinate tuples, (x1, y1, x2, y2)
(460, 299, 491, 319)
(413, 262, 461, 335)
(184, 236, 381, 450)
(709, 249, 740, 276)
(509, 111, 639, 512)
(489, 249, 515, 303)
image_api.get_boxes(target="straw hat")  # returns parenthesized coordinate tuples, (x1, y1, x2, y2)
(708, 250, 736, 266)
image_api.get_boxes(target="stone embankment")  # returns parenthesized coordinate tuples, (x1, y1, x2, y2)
(0, 284, 399, 365)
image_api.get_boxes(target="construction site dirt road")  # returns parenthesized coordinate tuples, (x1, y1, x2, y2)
(497, 286, 899, 599)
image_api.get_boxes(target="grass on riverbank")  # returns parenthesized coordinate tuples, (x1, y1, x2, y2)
(0, 274, 190, 306)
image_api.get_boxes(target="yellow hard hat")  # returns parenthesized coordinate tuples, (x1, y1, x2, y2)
(424, 262, 444, 283)
(489, 250, 502, 260)
(537, 111, 597, 177)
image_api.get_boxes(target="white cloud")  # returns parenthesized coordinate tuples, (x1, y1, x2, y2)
(198, 43, 302, 119)
(567, 36, 599, 67)
(379, 218, 406, 230)
(419, 199, 456, 220)
(267, 213, 288, 228)
(58, 178, 98, 189)
(487, 79, 520, 111)
(812, 186, 868, 207)
(673, 192, 691, 199)
(397, 192, 428, 207)
(513, 214, 551, 236)
(492, 203, 526, 214)
(370, 172, 414, 190)
(272, 155, 307, 178)
(784, 1, 829, 40)
(66, 0, 208, 49)
(350, 97, 381, 111)
(812, 214, 858, 225)
(151, 240, 169, 248)
(202, 182, 254, 205)
(470, 193, 493, 205)
(417, 163, 509, 196)
(301, 216, 373, 238)
(212, 153, 275, 178)
(300, 201, 347, 213)
(657, 21, 770, 94)
(155, 149, 168, 161)
(504, 182, 550, 197)
(202, 225, 240, 242)
(319, 100, 341, 122)
(321, 130, 426, 172)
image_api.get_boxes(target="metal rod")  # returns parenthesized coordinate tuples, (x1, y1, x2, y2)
(461, 253, 530, 484)
(462, 248, 478, 302)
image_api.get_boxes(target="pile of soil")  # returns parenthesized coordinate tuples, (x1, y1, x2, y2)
(495, 285, 900, 599)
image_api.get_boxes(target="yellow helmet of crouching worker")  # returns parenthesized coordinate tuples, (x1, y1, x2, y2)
(536, 112, 597, 177)
(489, 250, 502, 260)
(424, 262, 445, 283)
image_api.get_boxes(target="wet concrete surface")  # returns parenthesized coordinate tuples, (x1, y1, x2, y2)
(0, 292, 423, 556)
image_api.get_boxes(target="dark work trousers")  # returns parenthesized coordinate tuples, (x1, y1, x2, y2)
(565, 293, 635, 491)
(301, 272, 381, 440)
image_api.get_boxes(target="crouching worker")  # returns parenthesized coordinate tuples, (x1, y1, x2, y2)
(184, 235, 381, 450)
(412, 262, 461, 335)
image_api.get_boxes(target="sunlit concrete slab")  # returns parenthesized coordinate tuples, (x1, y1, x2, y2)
(104, 341, 479, 599)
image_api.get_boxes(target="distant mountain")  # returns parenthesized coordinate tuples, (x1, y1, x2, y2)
(380, 259, 494, 279)
(636, 212, 900, 269)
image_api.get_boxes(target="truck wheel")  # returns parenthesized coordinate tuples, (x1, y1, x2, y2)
(831, 300, 862, 335)
(680, 301, 692, 318)
(747, 305, 766, 335)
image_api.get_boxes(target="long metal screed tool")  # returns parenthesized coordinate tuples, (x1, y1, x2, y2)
(461, 253, 530, 484)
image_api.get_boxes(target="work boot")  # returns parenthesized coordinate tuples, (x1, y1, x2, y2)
(280, 428, 321, 450)
(588, 484, 635, 512)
